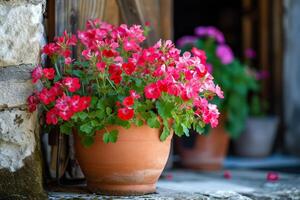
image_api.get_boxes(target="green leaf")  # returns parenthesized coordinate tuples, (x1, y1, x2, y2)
(80, 123, 93, 135)
(147, 117, 161, 128)
(60, 122, 72, 135)
(103, 130, 118, 143)
(72, 70, 84, 78)
(160, 126, 170, 141)
(181, 123, 189, 136)
(82, 136, 94, 147)
(106, 107, 112, 115)
(172, 122, 184, 137)
(160, 119, 171, 141)
(96, 100, 105, 109)
(90, 96, 98, 108)
(156, 100, 173, 119)
(135, 119, 144, 127)
(77, 112, 89, 121)
(194, 123, 205, 134)
(114, 118, 131, 128)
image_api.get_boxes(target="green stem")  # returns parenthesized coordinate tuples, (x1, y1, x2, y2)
(54, 63, 61, 78)
(106, 77, 117, 91)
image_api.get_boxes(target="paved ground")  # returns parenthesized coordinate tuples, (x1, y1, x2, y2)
(48, 169, 300, 200)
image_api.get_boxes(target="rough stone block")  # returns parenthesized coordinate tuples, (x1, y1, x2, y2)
(0, 65, 35, 108)
(0, 1, 44, 67)
(0, 79, 34, 108)
(0, 108, 46, 199)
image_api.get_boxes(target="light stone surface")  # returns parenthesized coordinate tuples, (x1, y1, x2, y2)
(48, 170, 300, 200)
(0, 2, 44, 67)
(0, 109, 36, 172)
(0, 79, 34, 108)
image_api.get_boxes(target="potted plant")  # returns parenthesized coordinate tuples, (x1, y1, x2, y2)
(27, 20, 223, 195)
(176, 26, 257, 170)
(234, 49, 279, 157)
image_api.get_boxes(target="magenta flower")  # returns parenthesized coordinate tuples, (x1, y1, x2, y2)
(216, 44, 234, 64)
(266, 172, 279, 182)
(194, 26, 207, 37)
(195, 26, 225, 44)
(176, 36, 197, 48)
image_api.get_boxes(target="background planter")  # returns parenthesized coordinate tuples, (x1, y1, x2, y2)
(74, 125, 172, 195)
(234, 116, 279, 157)
(176, 123, 229, 171)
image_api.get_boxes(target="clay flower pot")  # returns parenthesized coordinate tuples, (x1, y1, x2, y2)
(234, 116, 278, 157)
(177, 123, 229, 171)
(74, 124, 172, 195)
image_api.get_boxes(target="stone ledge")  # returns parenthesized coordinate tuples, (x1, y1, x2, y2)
(48, 170, 300, 200)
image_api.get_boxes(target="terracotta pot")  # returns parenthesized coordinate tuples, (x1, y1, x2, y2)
(74, 125, 172, 195)
(234, 116, 278, 157)
(177, 123, 229, 171)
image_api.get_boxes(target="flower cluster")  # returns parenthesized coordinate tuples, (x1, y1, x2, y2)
(28, 72, 91, 125)
(178, 26, 234, 65)
(177, 26, 257, 138)
(28, 20, 223, 145)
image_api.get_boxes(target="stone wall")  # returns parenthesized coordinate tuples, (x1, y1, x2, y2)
(0, 0, 46, 199)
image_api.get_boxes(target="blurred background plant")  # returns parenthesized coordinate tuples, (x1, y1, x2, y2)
(177, 26, 258, 138)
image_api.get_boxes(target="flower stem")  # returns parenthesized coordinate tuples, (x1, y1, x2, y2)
(54, 63, 61, 78)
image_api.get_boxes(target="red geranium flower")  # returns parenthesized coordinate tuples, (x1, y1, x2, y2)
(102, 49, 115, 57)
(55, 94, 74, 120)
(144, 83, 161, 99)
(122, 62, 136, 75)
(46, 108, 59, 125)
(42, 43, 59, 56)
(78, 96, 91, 111)
(38, 88, 56, 105)
(117, 107, 134, 120)
(43, 68, 55, 80)
(62, 77, 81, 92)
(123, 96, 134, 107)
(27, 94, 39, 112)
(108, 65, 122, 84)
(96, 62, 106, 72)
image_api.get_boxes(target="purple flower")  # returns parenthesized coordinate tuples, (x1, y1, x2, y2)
(207, 26, 225, 43)
(195, 26, 207, 37)
(194, 26, 225, 43)
(176, 36, 197, 48)
(216, 44, 234, 64)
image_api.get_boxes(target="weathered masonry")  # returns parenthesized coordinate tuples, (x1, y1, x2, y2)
(0, 0, 46, 199)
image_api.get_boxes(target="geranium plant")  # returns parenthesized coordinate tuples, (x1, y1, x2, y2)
(177, 26, 257, 138)
(27, 20, 223, 147)
(244, 48, 269, 117)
